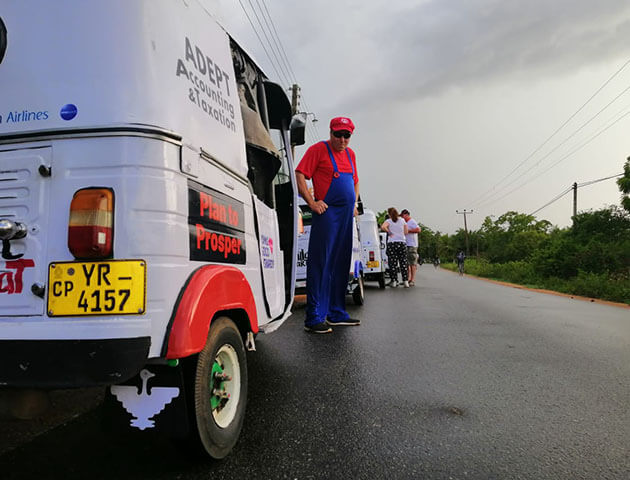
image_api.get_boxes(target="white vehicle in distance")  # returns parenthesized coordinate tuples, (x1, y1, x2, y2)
(379, 231, 390, 279)
(295, 197, 364, 305)
(358, 208, 386, 289)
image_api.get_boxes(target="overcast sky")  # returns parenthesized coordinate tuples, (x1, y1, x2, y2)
(203, 0, 630, 234)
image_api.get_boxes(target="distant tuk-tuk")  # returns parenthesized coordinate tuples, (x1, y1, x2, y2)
(296, 199, 365, 305)
(358, 209, 386, 289)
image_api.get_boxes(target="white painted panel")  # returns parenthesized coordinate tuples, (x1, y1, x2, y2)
(0, 147, 50, 315)
(253, 197, 284, 318)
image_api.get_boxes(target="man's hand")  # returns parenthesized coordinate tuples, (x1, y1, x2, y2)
(310, 200, 328, 215)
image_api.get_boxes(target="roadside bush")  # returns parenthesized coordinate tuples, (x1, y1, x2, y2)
(559, 271, 630, 304)
(530, 232, 579, 278)
(441, 261, 630, 305)
(432, 206, 630, 305)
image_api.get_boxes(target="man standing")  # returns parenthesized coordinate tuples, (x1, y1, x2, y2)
(401, 209, 421, 286)
(295, 117, 360, 333)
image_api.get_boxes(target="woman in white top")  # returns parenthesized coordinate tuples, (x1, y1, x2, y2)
(381, 207, 409, 287)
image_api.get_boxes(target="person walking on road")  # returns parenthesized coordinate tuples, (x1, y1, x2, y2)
(401, 209, 421, 286)
(295, 117, 361, 333)
(456, 250, 466, 275)
(381, 207, 409, 288)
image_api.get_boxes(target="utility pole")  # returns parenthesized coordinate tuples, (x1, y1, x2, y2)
(290, 83, 300, 115)
(572, 181, 578, 223)
(456, 209, 473, 256)
(290, 84, 300, 158)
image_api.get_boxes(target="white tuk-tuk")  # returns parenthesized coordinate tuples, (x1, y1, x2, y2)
(0, 1, 304, 459)
(379, 231, 390, 278)
(358, 209, 386, 289)
(295, 197, 364, 305)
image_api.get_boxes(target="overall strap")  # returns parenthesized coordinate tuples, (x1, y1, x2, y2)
(323, 141, 354, 178)
(323, 141, 340, 174)
(345, 148, 355, 177)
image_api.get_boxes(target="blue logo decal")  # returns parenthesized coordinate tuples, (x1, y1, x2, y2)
(60, 104, 77, 121)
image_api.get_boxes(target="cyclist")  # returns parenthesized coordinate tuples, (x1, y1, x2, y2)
(455, 251, 466, 275)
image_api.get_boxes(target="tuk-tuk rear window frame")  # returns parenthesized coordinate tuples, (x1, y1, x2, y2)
(0, 17, 7, 65)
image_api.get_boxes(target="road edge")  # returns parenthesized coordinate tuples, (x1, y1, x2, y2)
(440, 267, 630, 310)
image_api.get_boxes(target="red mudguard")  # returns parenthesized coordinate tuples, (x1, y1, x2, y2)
(166, 265, 258, 358)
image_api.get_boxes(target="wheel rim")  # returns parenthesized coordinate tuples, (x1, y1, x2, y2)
(210, 344, 241, 428)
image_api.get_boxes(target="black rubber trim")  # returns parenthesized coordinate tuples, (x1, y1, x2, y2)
(160, 265, 203, 357)
(0, 337, 151, 388)
(0, 126, 182, 144)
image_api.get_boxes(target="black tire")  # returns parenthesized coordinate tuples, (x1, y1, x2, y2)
(377, 272, 386, 289)
(352, 275, 365, 305)
(192, 316, 247, 459)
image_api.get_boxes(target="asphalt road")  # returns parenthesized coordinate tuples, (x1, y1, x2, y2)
(1, 267, 629, 479)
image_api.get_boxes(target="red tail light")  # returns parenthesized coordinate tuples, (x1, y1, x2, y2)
(68, 188, 114, 258)
(369, 251, 375, 261)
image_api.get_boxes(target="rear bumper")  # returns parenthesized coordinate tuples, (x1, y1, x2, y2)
(0, 337, 151, 388)
(364, 271, 383, 280)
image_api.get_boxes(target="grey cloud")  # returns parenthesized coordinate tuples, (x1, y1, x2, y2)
(338, 0, 630, 108)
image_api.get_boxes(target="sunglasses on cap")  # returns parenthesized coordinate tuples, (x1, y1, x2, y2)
(332, 130, 352, 139)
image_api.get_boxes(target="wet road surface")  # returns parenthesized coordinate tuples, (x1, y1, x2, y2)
(1, 267, 629, 479)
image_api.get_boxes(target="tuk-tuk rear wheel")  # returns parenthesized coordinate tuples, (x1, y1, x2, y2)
(193, 316, 247, 459)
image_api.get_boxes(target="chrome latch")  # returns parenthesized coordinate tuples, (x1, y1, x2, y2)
(0, 219, 28, 241)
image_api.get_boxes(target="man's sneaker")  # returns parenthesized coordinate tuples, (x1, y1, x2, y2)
(389, 281, 398, 288)
(326, 318, 360, 326)
(403, 281, 410, 288)
(304, 322, 332, 334)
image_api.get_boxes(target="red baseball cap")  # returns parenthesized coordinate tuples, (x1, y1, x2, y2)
(329, 117, 355, 133)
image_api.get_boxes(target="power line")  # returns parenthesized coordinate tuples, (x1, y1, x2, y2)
(529, 172, 623, 216)
(237, 0, 285, 83)
(237, 0, 320, 143)
(477, 96, 630, 209)
(477, 84, 630, 208)
(469, 56, 630, 207)
(247, 0, 292, 86)
(258, 0, 299, 83)
(253, 0, 321, 138)
(577, 172, 624, 188)
(529, 186, 573, 216)
(516, 108, 630, 190)
(301, 99, 322, 138)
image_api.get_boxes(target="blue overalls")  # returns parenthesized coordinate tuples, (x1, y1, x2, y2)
(306, 141, 356, 326)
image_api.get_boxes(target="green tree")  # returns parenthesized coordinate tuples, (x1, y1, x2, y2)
(480, 211, 552, 263)
(376, 209, 387, 226)
(617, 157, 630, 213)
(570, 206, 630, 275)
(494, 211, 551, 234)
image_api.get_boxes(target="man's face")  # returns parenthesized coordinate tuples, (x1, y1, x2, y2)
(401, 213, 410, 222)
(329, 129, 352, 152)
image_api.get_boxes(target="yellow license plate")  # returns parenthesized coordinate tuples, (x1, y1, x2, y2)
(367, 261, 379, 268)
(47, 260, 146, 317)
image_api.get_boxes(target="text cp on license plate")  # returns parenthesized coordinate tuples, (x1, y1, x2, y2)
(47, 260, 146, 316)
(367, 261, 379, 268)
